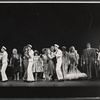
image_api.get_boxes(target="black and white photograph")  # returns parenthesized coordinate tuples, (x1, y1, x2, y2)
(0, 3, 100, 98)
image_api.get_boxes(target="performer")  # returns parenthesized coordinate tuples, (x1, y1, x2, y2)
(96, 46, 100, 78)
(32, 50, 43, 81)
(26, 44, 34, 82)
(41, 48, 50, 81)
(19, 54, 23, 79)
(22, 46, 29, 81)
(62, 46, 70, 79)
(54, 44, 64, 82)
(10, 48, 22, 81)
(1, 46, 8, 82)
(50, 46, 57, 81)
(83, 43, 97, 80)
(65, 46, 87, 80)
(47, 48, 55, 81)
(50, 46, 57, 67)
(0, 53, 2, 70)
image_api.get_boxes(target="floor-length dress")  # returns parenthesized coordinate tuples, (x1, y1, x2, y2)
(23, 52, 29, 80)
(65, 51, 87, 80)
(62, 51, 70, 79)
(27, 49, 34, 81)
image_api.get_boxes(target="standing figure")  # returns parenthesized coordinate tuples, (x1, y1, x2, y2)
(41, 48, 49, 81)
(54, 44, 64, 82)
(83, 43, 97, 80)
(50, 46, 57, 81)
(47, 48, 55, 81)
(10, 48, 22, 81)
(22, 46, 29, 81)
(65, 46, 87, 80)
(32, 50, 43, 81)
(62, 46, 70, 79)
(0, 52, 3, 71)
(96, 46, 100, 78)
(19, 54, 23, 79)
(27, 44, 34, 82)
(1, 46, 8, 82)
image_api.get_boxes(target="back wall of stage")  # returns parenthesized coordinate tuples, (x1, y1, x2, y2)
(0, 3, 99, 57)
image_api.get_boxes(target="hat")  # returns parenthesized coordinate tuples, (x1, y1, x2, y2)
(42, 48, 47, 53)
(34, 50, 38, 53)
(54, 44, 59, 48)
(2, 46, 7, 50)
(27, 44, 32, 48)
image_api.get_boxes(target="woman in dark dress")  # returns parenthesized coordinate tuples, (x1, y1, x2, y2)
(10, 48, 22, 81)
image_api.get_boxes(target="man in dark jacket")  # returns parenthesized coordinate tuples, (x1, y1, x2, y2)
(83, 43, 97, 80)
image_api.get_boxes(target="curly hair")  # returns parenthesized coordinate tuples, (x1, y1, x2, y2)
(69, 46, 75, 53)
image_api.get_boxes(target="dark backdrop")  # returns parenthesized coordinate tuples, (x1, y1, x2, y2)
(0, 3, 100, 58)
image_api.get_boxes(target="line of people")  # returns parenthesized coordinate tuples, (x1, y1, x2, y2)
(0, 44, 88, 82)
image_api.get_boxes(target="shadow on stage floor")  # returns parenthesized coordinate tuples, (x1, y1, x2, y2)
(0, 79, 100, 98)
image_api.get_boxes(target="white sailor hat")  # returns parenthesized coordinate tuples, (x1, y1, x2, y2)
(27, 44, 32, 48)
(54, 44, 59, 48)
(2, 46, 7, 50)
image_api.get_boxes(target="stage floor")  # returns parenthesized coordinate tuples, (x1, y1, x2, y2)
(0, 79, 100, 98)
(0, 79, 100, 87)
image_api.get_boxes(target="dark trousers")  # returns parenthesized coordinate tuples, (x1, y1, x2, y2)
(85, 59, 97, 79)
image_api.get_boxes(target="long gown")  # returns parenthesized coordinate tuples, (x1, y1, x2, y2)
(62, 51, 70, 79)
(23, 52, 29, 80)
(65, 51, 87, 80)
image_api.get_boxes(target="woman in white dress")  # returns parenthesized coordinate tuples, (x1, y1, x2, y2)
(26, 44, 34, 82)
(65, 46, 87, 80)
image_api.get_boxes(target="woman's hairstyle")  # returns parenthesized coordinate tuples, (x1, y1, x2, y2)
(23, 46, 27, 52)
(62, 46, 66, 51)
(12, 48, 17, 54)
(50, 46, 54, 51)
(69, 46, 75, 53)
(42, 48, 47, 53)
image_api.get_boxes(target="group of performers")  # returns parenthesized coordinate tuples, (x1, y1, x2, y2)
(0, 43, 100, 82)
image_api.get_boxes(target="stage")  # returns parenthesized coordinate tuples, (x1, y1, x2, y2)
(0, 79, 100, 98)
(0, 79, 100, 87)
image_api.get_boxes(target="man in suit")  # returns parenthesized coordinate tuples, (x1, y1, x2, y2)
(83, 43, 97, 80)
